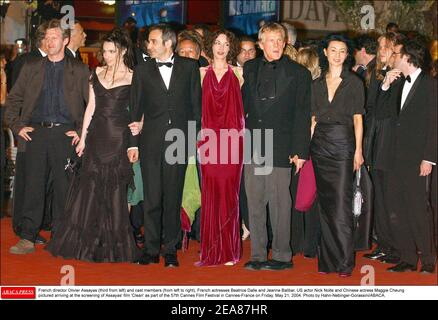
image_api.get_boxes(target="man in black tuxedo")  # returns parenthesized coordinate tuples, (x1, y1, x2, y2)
(379, 37, 437, 273)
(4, 19, 89, 254)
(242, 23, 311, 271)
(128, 24, 202, 267)
(65, 20, 86, 62)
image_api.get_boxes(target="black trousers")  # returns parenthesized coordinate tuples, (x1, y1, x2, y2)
(140, 153, 187, 256)
(370, 169, 399, 256)
(388, 166, 436, 266)
(17, 125, 74, 242)
(130, 202, 144, 231)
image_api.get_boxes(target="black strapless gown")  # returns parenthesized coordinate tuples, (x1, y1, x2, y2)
(46, 72, 141, 262)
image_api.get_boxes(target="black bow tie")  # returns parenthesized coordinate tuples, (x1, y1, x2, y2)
(405, 75, 411, 83)
(157, 61, 173, 68)
(263, 59, 278, 68)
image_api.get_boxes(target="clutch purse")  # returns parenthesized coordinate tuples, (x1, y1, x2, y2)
(295, 158, 317, 212)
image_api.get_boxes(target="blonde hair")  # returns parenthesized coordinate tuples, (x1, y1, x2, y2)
(296, 47, 321, 80)
(284, 43, 298, 61)
(258, 22, 286, 43)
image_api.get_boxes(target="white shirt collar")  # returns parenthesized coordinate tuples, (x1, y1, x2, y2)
(38, 48, 47, 57)
(406, 67, 422, 83)
(68, 47, 76, 58)
(156, 54, 174, 64)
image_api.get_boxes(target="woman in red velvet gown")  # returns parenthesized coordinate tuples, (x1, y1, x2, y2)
(196, 30, 244, 266)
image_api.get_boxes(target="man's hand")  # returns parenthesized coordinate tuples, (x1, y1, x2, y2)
(289, 155, 306, 174)
(382, 69, 402, 90)
(128, 149, 139, 163)
(65, 131, 80, 145)
(18, 127, 34, 141)
(419, 160, 433, 176)
(128, 121, 143, 136)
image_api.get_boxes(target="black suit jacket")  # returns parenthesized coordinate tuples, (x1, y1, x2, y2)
(242, 56, 312, 167)
(129, 55, 202, 160)
(65, 47, 83, 62)
(378, 71, 437, 169)
(10, 49, 45, 90)
(4, 55, 90, 152)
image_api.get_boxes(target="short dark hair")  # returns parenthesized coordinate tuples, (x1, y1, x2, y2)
(239, 35, 256, 45)
(318, 33, 354, 71)
(400, 37, 425, 69)
(386, 22, 399, 32)
(204, 29, 239, 62)
(354, 34, 377, 55)
(149, 23, 177, 50)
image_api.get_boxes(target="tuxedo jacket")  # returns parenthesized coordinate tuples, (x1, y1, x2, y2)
(129, 55, 202, 160)
(377, 71, 437, 170)
(242, 56, 312, 167)
(4, 55, 90, 151)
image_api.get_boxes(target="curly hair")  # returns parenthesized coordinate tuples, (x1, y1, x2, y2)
(204, 29, 239, 63)
(101, 27, 135, 70)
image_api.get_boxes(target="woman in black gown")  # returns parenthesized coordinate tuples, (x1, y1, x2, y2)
(46, 28, 141, 262)
(310, 34, 365, 277)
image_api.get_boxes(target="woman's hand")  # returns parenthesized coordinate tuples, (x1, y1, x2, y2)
(354, 150, 364, 171)
(76, 140, 85, 157)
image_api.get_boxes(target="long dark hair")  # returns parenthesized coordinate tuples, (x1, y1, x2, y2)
(318, 33, 354, 73)
(101, 27, 134, 83)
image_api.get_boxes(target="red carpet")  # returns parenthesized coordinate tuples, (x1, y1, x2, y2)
(1, 218, 436, 286)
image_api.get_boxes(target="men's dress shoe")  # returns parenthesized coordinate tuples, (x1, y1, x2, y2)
(260, 260, 293, 271)
(133, 230, 145, 246)
(244, 261, 265, 271)
(378, 255, 400, 264)
(164, 254, 179, 267)
(419, 264, 436, 274)
(134, 253, 159, 265)
(10, 239, 35, 255)
(387, 262, 416, 273)
(35, 234, 47, 245)
(363, 249, 386, 260)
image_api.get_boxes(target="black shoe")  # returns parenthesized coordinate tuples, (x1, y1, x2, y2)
(260, 260, 293, 271)
(133, 229, 145, 245)
(164, 254, 179, 267)
(244, 261, 265, 271)
(134, 253, 160, 265)
(387, 262, 416, 273)
(378, 255, 400, 264)
(35, 234, 47, 245)
(363, 249, 386, 260)
(419, 264, 436, 274)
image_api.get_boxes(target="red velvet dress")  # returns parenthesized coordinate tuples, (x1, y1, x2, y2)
(197, 65, 244, 266)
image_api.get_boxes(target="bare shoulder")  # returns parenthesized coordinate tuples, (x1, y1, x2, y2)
(200, 66, 208, 74)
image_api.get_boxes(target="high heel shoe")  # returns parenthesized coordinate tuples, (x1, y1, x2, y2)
(241, 223, 250, 241)
(338, 272, 352, 278)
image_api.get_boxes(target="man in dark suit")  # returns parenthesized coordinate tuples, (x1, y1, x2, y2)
(4, 19, 89, 254)
(9, 22, 54, 243)
(380, 37, 437, 273)
(242, 23, 311, 271)
(128, 24, 202, 267)
(65, 20, 86, 62)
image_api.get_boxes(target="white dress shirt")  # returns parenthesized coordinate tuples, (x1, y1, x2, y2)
(400, 67, 422, 111)
(156, 55, 174, 90)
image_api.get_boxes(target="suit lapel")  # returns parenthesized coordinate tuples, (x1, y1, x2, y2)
(400, 71, 424, 115)
(168, 56, 181, 92)
(150, 59, 168, 92)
